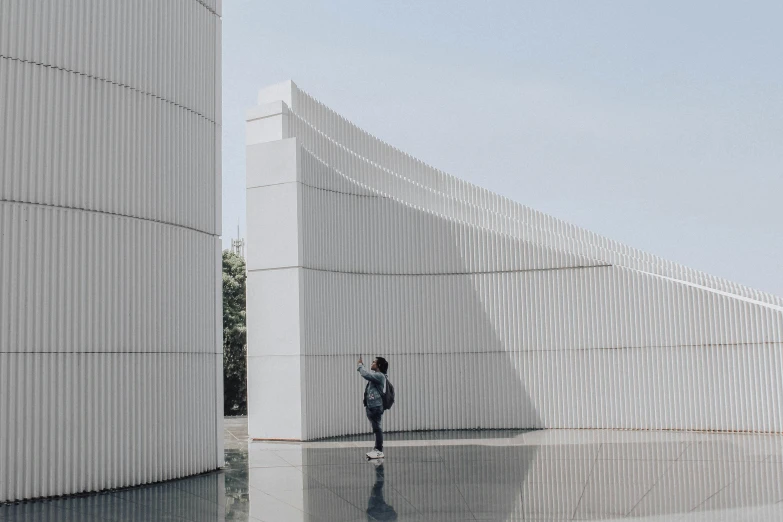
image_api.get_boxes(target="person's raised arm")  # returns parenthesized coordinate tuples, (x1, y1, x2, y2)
(357, 356, 383, 384)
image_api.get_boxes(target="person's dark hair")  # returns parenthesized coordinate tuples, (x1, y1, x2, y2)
(375, 357, 389, 374)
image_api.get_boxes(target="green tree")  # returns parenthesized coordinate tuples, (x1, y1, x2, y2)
(223, 250, 247, 415)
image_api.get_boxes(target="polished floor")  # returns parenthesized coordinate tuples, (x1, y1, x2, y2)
(1, 418, 783, 521)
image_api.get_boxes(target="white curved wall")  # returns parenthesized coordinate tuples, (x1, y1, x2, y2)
(246, 81, 783, 441)
(0, 1, 222, 502)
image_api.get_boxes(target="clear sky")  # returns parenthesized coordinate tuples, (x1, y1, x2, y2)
(222, 0, 783, 298)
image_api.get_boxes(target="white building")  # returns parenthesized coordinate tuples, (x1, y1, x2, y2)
(0, 1, 223, 502)
(246, 81, 783, 441)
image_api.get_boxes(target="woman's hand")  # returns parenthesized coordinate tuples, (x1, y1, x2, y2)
(358, 356, 363, 365)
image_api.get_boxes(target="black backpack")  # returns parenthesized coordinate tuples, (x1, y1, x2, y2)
(382, 377, 395, 410)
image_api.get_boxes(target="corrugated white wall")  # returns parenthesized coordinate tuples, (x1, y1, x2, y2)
(0, 0, 222, 502)
(287, 85, 783, 309)
(247, 81, 783, 441)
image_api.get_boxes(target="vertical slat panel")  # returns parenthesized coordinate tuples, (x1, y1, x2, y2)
(281, 83, 783, 308)
(249, 82, 783, 445)
(0, 0, 221, 504)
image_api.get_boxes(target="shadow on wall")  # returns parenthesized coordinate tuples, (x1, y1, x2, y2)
(298, 157, 556, 439)
(295, 148, 783, 436)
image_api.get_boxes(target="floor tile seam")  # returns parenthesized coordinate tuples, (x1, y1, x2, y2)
(381, 482, 426, 517)
(414, 438, 462, 518)
(323, 481, 421, 514)
(450, 482, 480, 521)
(435, 456, 598, 463)
(432, 442, 447, 468)
(225, 431, 250, 443)
(595, 457, 686, 462)
(687, 458, 762, 513)
(224, 429, 243, 443)
(245, 483, 311, 516)
(437, 452, 480, 521)
(246, 463, 303, 470)
(569, 442, 601, 520)
(623, 441, 693, 516)
(293, 460, 373, 468)
(318, 481, 393, 520)
(103, 489, 186, 519)
(168, 484, 228, 509)
(315, 432, 780, 446)
(271, 449, 304, 467)
(676, 442, 695, 460)
(595, 442, 607, 461)
(678, 457, 770, 463)
(262, 487, 329, 518)
(13, 502, 111, 522)
(246, 473, 321, 494)
(295, 464, 356, 492)
(112, 481, 224, 510)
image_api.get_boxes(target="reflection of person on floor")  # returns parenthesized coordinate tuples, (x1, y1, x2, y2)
(367, 462, 397, 521)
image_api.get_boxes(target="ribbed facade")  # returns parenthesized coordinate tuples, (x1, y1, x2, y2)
(0, 0, 222, 502)
(246, 80, 783, 441)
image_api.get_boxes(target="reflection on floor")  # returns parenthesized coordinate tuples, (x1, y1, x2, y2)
(2, 417, 783, 521)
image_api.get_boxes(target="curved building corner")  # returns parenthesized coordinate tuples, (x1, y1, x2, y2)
(0, 0, 223, 502)
(246, 80, 783, 441)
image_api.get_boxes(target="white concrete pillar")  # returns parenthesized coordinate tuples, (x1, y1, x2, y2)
(246, 82, 305, 440)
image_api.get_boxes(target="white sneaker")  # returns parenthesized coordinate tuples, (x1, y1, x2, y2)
(366, 449, 385, 459)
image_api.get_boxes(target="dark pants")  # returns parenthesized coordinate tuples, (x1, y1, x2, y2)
(366, 406, 384, 451)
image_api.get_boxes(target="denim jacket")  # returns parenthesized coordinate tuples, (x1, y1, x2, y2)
(358, 363, 386, 409)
